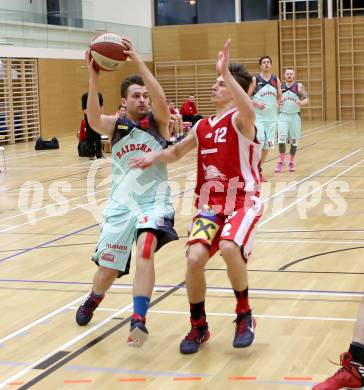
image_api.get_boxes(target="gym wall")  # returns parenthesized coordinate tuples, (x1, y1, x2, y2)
(38, 59, 153, 139)
(153, 21, 280, 73)
(151, 19, 355, 121)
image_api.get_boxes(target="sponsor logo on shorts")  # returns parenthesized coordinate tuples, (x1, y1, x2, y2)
(221, 223, 232, 237)
(138, 216, 148, 224)
(106, 243, 127, 252)
(101, 253, 115, 262)
(191, 218, 218, 242)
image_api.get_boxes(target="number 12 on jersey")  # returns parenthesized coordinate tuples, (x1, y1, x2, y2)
(214, 127, 227, 143)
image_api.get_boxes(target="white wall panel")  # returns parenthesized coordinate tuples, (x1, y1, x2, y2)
(82, 0, 152, 27)
(0, 0, 47, 14)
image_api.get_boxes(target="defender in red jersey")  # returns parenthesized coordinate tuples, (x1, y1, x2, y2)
(130, 39, 263, 354)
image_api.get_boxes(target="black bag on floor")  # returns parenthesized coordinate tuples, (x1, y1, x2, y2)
(35, 137, 59, 150)
(78, 140, 92, 157)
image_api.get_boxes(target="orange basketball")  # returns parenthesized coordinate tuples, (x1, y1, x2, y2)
(89, 32, 127, 71)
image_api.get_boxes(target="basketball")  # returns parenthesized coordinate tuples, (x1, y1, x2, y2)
(89, 32, 128, 71)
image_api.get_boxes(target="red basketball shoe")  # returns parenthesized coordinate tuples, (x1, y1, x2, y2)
(180, 318, 210, 354)
(233, 310, 256, 348)
(313, 352, 364, 390)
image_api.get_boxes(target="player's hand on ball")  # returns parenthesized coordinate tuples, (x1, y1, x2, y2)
(121, 37, 136, 60)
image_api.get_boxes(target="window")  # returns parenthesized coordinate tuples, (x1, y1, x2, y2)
(155, 0, 235, 26)
(241, 0, 278, 21)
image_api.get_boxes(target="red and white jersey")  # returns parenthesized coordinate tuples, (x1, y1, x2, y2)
(193, 108, 262, 213)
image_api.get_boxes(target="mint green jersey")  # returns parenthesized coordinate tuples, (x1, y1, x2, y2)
(253, 74, 279, 121)
(104, 113, 173, 218)
(92, 113, 178, 274)
(280, 82, 301, 114)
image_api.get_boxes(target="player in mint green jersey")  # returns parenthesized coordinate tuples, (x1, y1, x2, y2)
(249, 56, 282, 182)
(275, 68, 309, 173)
(75, 37, 178, 348)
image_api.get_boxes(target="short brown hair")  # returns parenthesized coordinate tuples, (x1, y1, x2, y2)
(120, 75, 144, 98)
(228, 63, 252, 93)
(259, 56, 272, 65)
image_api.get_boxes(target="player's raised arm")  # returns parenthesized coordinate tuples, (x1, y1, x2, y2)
(129, 129, 197, 169)
(122, 38, 170, 140)
(217, 39, 256, 141)
(85, 51, 118, 139)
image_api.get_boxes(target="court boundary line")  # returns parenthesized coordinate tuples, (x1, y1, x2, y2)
(1, 279, 364, 296)
(260, 157, 364, 226)
(2, 283, 184, 390)
(301, 120, 351, 138)
(279, 245, 364, 271)
(0, 224, 98, 265)
(0, 294, 88, 346)
(106, 308, 358, 323)
(3, 236, 364, 255)
(0, 302, 133, 390)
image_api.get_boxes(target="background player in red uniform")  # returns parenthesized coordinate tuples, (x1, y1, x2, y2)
(130, 38, 263, 354)
(180, 94, 203, 125)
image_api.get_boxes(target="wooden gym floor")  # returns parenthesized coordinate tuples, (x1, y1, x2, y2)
(0, 120, 364, 389)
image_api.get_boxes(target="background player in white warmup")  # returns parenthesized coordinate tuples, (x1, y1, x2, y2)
(249, 56, 282, 181)
(275, 67, 308, 174)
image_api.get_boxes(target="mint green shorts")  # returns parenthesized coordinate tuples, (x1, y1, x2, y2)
(278, 113, 301, 145)
(92, 205, 177, 275)
(256, 120, 277, 149)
